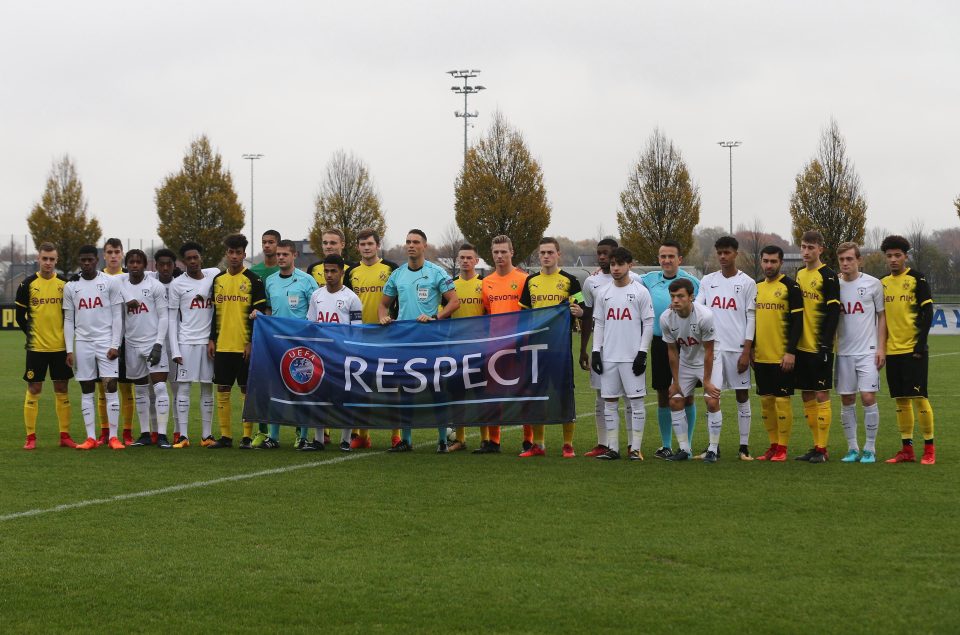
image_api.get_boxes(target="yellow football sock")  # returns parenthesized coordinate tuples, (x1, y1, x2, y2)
(360, 429, 370, 440)
(24, 391, 39, 436)
(532, 424, 545, 446)
(895, 398, 914, 440)
(216, 391, 232, 437)
(775, 397, 793, 447)
(97, 383, 107, 427)
(480, 425, 490, 442)
(241, 394, 252, 438)
(817, 400, 832, 449)
(917, 398, 934, 441)
(55, 392, 71, 433)
(456, 426, 466, 443)
(391, 428, 401, 441)
(120, 382, 134, 431)
(760, 396, 777, 444)
(803, 399, 818, 443)
(562, 422, 575, 446)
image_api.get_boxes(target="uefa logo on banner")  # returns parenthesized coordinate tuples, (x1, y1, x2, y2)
(280, 347, 325, 395)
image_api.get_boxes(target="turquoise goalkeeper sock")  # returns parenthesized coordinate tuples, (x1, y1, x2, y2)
(657, 407, 673, 448)
(269, 423, 280, 440)
(402, 427, 413, 444)
(685, 404, 698, 444)
(437, 426, 447, 444)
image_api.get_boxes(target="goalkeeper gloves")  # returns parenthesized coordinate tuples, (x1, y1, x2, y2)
(147, 343, 163, 366)
(591, 351, 603, 375)
(632, 351, 647, 376)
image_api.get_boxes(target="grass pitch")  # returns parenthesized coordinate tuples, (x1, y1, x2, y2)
(1, 330, 958, 634)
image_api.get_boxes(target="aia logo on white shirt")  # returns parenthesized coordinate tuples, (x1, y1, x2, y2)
(606, 307, 633, 320)
(710, 297, 738, 310)
(78, 297, 104, 310)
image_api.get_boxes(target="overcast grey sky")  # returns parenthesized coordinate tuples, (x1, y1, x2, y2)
(2, 0, 957, 253)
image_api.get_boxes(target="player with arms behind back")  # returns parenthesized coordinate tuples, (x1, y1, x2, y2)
(590, 247, 654, 460)
(835, 242, 886, 464)
(880, 235, 936, 465)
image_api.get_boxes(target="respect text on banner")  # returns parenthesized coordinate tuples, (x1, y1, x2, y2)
(242, 305, 575, 429)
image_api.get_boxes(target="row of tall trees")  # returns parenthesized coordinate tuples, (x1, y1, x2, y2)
(25, 119, 956, 273)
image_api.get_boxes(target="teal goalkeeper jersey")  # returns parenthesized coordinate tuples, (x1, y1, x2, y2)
(640, 269, 701, 336)
(383, 261, 455, 321)
(265, 269, 319, 319)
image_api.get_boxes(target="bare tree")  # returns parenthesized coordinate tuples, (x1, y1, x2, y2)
(735, 217, 765, 279)
(433, 221, 465, 273)
(863, 225, 890, 253)
(789, 118, 867, 267)
(308, 150, 386, 262)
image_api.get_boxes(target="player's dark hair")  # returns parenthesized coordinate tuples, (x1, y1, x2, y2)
(407, 228, 427, 242)
(262, 229, 281, 241)
(880, 234, 910, 254)
(154, 248, 176, 262)
(276, 239, 297, 252)
(760, 245, 784, 260)
(715, 235, 739, 251)
(597, 238, 619, 249)
(323, 254, 345, 269)
(78, 244, 98, 257)
(458, 242, 477, 254)
(124, 249, 147, 266)
(224, 233, 248, 250)
(179, 241, 203, 257)
(610, 247, 633, 264)
(668, 277, 694, 296)
(539, 236, 560, 250)
(357, 228, 381, 244)
(660, 239, 683, 255)
(800, 230, 825, 246)
(104, 237, 123, 250)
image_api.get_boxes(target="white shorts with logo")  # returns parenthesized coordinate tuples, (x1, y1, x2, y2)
(600, 362, 647, 399)
(673, 359, 723, 399)
(719, 350, 751, 390)
(74, 340, 119, 382)
(175, 343, 213, 383)
(125, 342, 169, 379)
(590, 367, 602, 390)
(835, 354, 879, 395)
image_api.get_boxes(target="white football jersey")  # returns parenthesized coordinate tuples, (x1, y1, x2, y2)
(660, 303, 716, 368)
(581, 270, 643, 308)
(306, 286, 363, 324)
(592, 280, 655, 362)
(838, 272, 884, 356)
(63, 272, 124, 346)
(696, 270, 756, 352)
(168, 268, 220, 350)
(119, 275, 168, 347)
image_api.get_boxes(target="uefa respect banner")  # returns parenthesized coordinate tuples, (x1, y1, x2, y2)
(242, 305, 575, 429)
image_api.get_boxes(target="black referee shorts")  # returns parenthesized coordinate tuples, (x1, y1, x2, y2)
(650, 335, 672, 391)
(886, 352, 928, 398)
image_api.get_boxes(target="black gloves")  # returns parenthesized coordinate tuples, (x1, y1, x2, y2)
(632, 351, 647, 376)
(148, 343, 163, 366)
(591, 351, 603, 375)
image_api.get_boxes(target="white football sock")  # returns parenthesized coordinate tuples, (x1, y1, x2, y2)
(134, 384, 151, 434)
(177, 387, 191, 437)
(594, 393, 606, 447)
(604, 400, 620, 453)
(629, 397, 645, 451)
(200, 383, 214, 439)
(863, 403, 879, 453)
(340, 428, 351, 444)
(148, 384, 158, 434)
(105, 389, 120, 437)
(737, 401, 751, 445)
(671, 409, 690, 452)
(840, 403, 859, 452)
(707, 410, 722, 453)
(153, 382, 170, 436)
(81, 392, 97, 439)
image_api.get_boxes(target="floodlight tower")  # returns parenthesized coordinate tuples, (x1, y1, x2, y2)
(448, 69, 486, 164)
(717, 141, 741, 235)
(242, 153, 264, 253)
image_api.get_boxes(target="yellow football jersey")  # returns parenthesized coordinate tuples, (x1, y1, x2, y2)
(882, 268, 933, 355)
(345, 259, 398, 324)
(448, 275, 485, 318)
(15, 273, 68, 352)
(795, 264, 840, 353)
(754, 274, 803, 363)
(211, 269, 267, 352)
